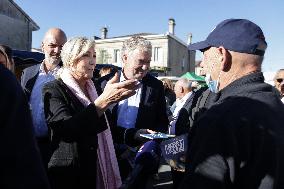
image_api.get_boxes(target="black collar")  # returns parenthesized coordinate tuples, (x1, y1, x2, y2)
(212, 72, 265, 103)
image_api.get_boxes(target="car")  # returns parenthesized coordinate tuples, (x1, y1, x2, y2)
(12, 50, 43, 80)
(12, 49, 121, 80)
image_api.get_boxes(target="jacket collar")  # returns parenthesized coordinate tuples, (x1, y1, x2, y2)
(212, 72, 265, 103)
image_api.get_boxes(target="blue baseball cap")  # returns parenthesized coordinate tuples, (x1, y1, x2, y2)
(188, 19, 267, 56)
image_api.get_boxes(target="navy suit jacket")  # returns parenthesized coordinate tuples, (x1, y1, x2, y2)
(20, 64, 41, 101)
(21, 62, 63, 101)
(174, 92, 195, 136)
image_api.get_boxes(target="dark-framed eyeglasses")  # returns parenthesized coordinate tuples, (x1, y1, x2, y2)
(276, 78, 284, 83)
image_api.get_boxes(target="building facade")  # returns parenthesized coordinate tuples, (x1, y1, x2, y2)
(0, 0, 39, 50)
(95, 19, 195, 76)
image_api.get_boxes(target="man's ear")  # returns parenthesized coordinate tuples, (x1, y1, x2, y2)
(122, 54, 127, 63)
(218, 46, 231, 72)
(180, 87, 185, 93)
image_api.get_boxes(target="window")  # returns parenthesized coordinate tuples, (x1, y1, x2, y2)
(96, 49, 110, 64)
(181, 56, 185, 71)
(154, 47, 163, 62)
(114, 49, 120, 63)
(101, 50, 107, 63)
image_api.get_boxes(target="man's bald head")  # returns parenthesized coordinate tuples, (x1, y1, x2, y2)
(41, 28, 67, 69)
(42, 28, 67, 44)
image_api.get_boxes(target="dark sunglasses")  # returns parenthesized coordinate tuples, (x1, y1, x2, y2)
(276, 78, 284, 83)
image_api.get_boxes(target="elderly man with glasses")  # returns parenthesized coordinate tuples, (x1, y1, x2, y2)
(273, 69, 284, 102)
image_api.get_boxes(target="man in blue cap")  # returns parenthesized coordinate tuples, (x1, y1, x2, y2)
(179, 19, 284, 189)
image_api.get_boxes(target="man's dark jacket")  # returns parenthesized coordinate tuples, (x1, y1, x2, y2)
(180, 72, 284, 189)
(21, 62, 63, 100)
(173, 91, 195, 136)
(20, 64, 41, 100)
(0, 65, 50, 189)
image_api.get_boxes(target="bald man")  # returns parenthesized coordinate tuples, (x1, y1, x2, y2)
(167, 78, 194, 189)
(169, 78, 194, 135)
(21, 28, 67, 170)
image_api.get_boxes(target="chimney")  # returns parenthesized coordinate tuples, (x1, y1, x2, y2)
(168, 18, 175, 35)
(187, 33, 192, 45)
(101, 27, 108, 39)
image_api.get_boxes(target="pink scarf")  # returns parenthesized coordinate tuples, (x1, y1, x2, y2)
(60, 69, 122, 189)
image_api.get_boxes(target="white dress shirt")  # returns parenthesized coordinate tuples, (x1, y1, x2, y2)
(117, 72, 142, 129)
(169, 92, 192, 134)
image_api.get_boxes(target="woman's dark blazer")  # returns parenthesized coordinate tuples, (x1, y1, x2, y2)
(42, 78, 107, 188)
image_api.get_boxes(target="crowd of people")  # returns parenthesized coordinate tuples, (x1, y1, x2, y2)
(1, 18, 284, 189)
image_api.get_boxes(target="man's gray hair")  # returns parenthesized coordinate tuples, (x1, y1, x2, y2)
(121, 36, 152, 57)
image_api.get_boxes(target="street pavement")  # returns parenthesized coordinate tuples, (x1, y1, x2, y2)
(143, 159, 173, 189)
(153, 164, 173, 189)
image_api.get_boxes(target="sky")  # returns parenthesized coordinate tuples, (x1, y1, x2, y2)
(14, 0, 284, 72)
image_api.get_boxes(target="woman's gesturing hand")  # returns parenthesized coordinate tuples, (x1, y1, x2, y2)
(94, 73, 140, 116)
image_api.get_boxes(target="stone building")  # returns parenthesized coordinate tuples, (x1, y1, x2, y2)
(0, 0, 39, 50)
(95, 18, 195, 76)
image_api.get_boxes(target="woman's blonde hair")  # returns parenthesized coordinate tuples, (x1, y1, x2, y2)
(61, 37, 95, 68)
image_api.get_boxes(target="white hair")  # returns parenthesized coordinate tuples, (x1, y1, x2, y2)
(121, 36, 152, 58)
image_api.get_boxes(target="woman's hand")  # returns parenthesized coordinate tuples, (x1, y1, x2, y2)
(94, 73, 139, 116)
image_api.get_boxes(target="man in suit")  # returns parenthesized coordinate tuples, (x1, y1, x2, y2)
(169, 78, 194, 136)
(167, 78, 194, 189)
(0, 64, 50, 189)
(110, 36, 169, 185)
(21, 28, 67, 170)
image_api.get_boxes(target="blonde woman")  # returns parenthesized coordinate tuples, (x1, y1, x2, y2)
(43, 37, 138, 189)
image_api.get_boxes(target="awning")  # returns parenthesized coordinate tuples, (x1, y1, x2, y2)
(181, 72, 205, 82)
